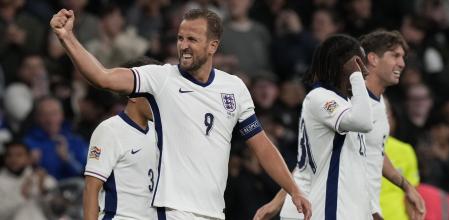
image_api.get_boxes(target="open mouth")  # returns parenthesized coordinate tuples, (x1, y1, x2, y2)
(393, 70, 401, 77)
(181, 53, 193, 61)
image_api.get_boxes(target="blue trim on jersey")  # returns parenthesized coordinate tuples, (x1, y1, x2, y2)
(103, 171, 117, 220)
(118, 111, 149, 134)
(325, 133, 346, 220)
(131, 68, 137, 96)
(367, 89, 381, 102)
(312, 82, 347, 100)
(237, 114, 263, 140)
(177, 65, 215, 87)
(157, 207, 167, 220)
(138, 94, 163, 206)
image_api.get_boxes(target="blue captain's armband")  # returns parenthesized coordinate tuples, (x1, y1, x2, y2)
(237, 114, 263, 140)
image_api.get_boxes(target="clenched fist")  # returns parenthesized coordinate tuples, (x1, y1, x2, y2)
(50, 9, 75, 39)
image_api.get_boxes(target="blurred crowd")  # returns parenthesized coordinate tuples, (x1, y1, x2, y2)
(0, 0, 448, 219)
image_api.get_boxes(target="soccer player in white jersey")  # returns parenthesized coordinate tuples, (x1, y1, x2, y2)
(360, 30, 425, 220)
(83, 57, 161, 220)
(50, 8, 312, 220)
(254, 34, 374, 220)
(254, 31, 426, 220)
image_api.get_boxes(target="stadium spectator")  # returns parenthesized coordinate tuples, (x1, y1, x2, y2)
(220, 0, 272, 76)
(23, 96, 87, 180)
(86, 4, 148, 68)
(0, 141, 57, 220)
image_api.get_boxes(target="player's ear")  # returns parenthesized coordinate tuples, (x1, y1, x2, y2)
(367, 52, 378, 67)
(208, 39, 219, 55)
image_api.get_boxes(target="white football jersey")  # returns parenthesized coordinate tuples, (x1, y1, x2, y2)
(280, 85, 371, 220)
(131, 64, 262, 219)
(365, 91, 389, 215)
(84, 112, 158, 220)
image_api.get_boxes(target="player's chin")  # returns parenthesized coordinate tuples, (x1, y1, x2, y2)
(390, 77, 400, 85)
(179, 61, 193, 70)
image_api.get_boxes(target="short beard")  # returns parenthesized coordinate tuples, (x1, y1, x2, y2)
(179, 52, 208, 72)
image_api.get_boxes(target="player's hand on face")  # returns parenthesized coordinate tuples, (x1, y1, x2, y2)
(356, 56, 369, 78)
(342, 56, 363, 78)
(50, 9, 75, 39)
(253, 200, 282, 220)
(291, 192, 312, 220)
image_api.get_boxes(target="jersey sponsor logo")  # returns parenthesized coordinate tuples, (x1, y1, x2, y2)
(179, 88, 194, 93)
(221, 93, 236, 112)
(131, 148, 142, 154)
(89, 146, 101, 160)
(323, 100, 338, 114)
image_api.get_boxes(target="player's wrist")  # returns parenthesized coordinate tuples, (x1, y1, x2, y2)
(56, 30, 75, 44)
(401, 177, 413, 193)
(400, 176, 411, 192)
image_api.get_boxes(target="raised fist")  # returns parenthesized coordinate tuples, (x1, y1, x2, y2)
(50, 9, 75, 39)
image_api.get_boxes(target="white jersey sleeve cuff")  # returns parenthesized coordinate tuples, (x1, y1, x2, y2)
(84, 170, 109, 182)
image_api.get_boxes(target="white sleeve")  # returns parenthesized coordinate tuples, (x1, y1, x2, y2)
(84, 123, 122, 182)
(235, 79, 262, 140)
(308, 89, 352, 134)
(338, 72, 373, 133)
(237, 80, 255, 122)
(131, 64, 170, 95)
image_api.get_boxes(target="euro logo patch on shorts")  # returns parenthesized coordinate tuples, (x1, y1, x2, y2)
(323, 100, 338, 114)
(89, 146, 101, 160)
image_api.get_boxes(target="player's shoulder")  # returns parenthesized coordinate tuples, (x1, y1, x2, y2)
(92, 115, 122, 134)
(213, 68, 247, 88)
(133, 63, 177, 75)
(305, 87, 347, 105)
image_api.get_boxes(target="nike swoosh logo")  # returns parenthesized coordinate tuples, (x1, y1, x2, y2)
(179, 88, 194, 93)
(131, 148, 142, 154)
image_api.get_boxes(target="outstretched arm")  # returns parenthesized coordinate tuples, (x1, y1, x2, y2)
(50, 9, 133, 94)
(382, 155, 425, 220)
(247, 131, 311, 220)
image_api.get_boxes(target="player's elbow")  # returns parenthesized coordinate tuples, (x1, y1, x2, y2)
(355, 117, 373, 133)
(357, 122, 373, 133)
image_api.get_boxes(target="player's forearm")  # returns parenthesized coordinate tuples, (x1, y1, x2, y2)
(382, 155, 407, 190)
(83, 178, 101, 220)
(339, 72, 373, 133)
(273, 189, 288, 207)
(58, 32, 110, 87)
(83, 190, 99, 220)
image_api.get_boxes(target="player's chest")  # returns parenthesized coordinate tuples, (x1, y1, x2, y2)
(158, 83, 240, 123)
(118, 134, 158, 168)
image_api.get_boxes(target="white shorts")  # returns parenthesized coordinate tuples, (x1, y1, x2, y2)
(156, 208, 222, 220)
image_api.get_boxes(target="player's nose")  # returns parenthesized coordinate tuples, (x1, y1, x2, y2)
(397, 57, 405, 69)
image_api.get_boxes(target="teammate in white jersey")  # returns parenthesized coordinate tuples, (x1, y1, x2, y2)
(360, 30, 425, 220)
(51, 8, 311, 220)
(254, 35, 373, 220)
(254, 31, 426, 220)
(83, 57, 161, 220)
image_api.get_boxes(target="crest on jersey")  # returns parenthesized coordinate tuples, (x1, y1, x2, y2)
(323, 100, 338, 114)
(89, 146, 101, 160)
(221, 93, 236, 112)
